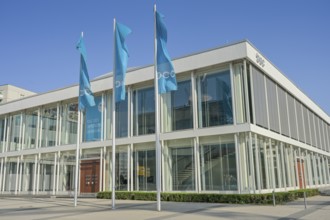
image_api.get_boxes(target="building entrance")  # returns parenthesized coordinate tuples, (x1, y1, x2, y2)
(80, 159, 100, 193)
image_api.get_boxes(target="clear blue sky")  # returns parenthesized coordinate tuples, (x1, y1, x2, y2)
(0, 0, 329, 115)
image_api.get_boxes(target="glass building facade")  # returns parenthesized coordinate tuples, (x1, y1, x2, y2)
(0, 41, 329, 196)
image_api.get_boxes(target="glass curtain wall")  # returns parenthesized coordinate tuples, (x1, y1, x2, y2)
(58, 151, 76, 192)
(20, 155, 36, 192)
(4, 158, 18, 192)
(41, 107, 57, 147)
(82, 96, 102, 142)
(163, 80, 193, 132)
(133, 87, 155, 136)
(164, 139, 195, 191)
(133, 143, 156, 191)
(38, 153, 55, 192)
(116, 93, 128, 138)
(200, 135, 237, 191)
(106, 145, 129, 191)
(61, 103, 78, 145)
(0, 118, 5, 152)
(197, 69, 233, 128)
(8, 114, 21, 152)
(22, 110, 38, 150)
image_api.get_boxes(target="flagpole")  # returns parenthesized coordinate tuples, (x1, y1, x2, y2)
(154, 4, 161, 212)
(112, 18, 117, 210)
(74, 32, 83, 207)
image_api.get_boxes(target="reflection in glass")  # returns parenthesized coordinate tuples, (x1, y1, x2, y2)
(133, 147, 156, 191)
(133, 87, 155, 136)
(197, 70, 233, 127)
(8, 115, 21, 151)
(163, 80, 193, 132)
(200, 137, 237, 191)
(61, 103, 78, 145)
(41, 107, 57, 147)
(23, 110, 38, 149)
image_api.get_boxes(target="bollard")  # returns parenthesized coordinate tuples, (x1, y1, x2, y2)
(272, 190, 276, 206)
(304, 191, 307, 209)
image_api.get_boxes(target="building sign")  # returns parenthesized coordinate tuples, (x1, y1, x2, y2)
(85, 96, 102, 141)
(256, 53, 265, 67)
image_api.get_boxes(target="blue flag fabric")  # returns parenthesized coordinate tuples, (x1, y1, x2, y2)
(156, 11, 177, 94)
(114, 22, 131, 102)
(76, 36, 95, 110)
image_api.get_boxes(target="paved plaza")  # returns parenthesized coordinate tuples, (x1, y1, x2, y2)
(0, 195, 329, 220)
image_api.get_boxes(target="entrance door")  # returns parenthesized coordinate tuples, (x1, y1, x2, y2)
(297, 159, 305, 189)
(80, 159, 100, 193)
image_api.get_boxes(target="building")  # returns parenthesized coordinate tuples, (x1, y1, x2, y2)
(0, 40, 329, 195)
(0, 84, 36, 104)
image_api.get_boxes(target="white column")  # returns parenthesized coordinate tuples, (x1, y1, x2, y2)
(33, 155, 37, 195)
(243, 60, 250, 123)
(294, 149, 299, 189)
(284, 146, 292, 188)
(248, 132, 255, 193)
(280, 143, 286, 190)
(0, 158, 3, 192)
(52, 153, 57, 195)
(36, 153, 40, 194)
(263, 139, 270, 189)
(290, 146, 296, 189)
(191, 71, 198, 130)
(194, 137, 200, 192)
(269, 139, 275, 190)
(234, 133, 241, 193)
(254, 134, 261, 192)
(56, 151, 60, 192)
(275, 144, 282, 189)
(15, 157, 19, 194)
(18, 156, 23, 193)
(99, 148, 103, 191)
(2, 158, 7, 192)
(230, 63, 236, 126)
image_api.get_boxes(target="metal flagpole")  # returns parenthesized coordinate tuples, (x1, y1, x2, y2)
(74, 109, 81, 206)
(74, 32, 83, 207)
(154, 4, 161, 212)
(112, 18, 117, 209)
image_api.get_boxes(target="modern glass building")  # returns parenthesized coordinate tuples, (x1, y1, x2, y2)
(0, 40, 329, 195)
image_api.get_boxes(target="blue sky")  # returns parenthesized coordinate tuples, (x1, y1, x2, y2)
(0, 0, 329, 114)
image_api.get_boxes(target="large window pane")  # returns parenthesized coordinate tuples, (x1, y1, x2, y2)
(8, 115, 21, 152)
(133, 87, 155, 135)
(163, 80, 193, 132)
(197, 69, 233, 127)
(133, 143, 156, 191)
(116, 93, 128, 138)
(61, 103, 78, 145)
(41, 107, 57, 147)
(83, 96, 102, 142)
(23, 110, 38, 150)
(200, 135, 237, 191)
(0, 118, 5, 152)
(164, 139, 195, 191)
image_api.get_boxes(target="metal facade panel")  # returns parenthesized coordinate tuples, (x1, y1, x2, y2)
(303, 105, 311, 145)
(287, 94, 298, 140)
(266, 77, 280, 133)
(277, 86, 290, 136)
(296, 101, 305, 143)
(252, 66, 268, 128)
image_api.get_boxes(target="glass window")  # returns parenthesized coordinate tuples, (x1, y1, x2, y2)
(163, 80, 193, 132)
(61, 103, 78, 145)
(4, 159, 18, 191)
(83, 96, 102, 142)
(0, 118, 5, 152)
(200, 135, 237, 191)
(39, 153, 55, 192)
(41, 107, 57, 147)
(22, 110, 38, 150)
(133, 87, 155, 136)
(197, 69, 233, 128)
(8, 114, 21, 152)
(164, 139, 195, 191)
(20, 155, 35, 192)
(58, 151, 76, 192)
(116, 93, 128, 138)
(133, 143, 156, 191)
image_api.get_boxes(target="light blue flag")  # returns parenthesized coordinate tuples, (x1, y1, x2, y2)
(114, 22, 131, 102)
(156, 11, 177, 94)
(76, 36, 95, 110)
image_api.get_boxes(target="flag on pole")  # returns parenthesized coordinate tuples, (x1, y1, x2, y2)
(114, 22, 132, 102)
(76, 36, 95, 110)
(156, 11, 177, 94)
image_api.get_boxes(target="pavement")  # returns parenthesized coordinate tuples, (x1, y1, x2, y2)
(0, 195, 329, 220)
